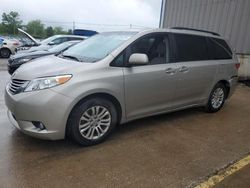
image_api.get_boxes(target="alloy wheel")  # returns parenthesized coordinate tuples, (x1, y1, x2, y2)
(78, 106, 111, 140)
(211, 88, 224, 109)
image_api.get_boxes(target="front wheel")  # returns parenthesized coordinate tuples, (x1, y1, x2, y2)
(67, 98, 118, 146)
(205, 83, 227, 113)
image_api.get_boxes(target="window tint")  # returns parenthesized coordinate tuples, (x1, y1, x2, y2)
(52, 37, 67, 45)
(174, 34, 208, 62)
(126, 34, 170, 65)
(207, 38, 232, 60)
(111, 52, 125, 67)
(41, 35, 58, 45)
(67, 37, 84, 41)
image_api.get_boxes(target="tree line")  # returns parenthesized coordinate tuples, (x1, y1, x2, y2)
(0, 11, 72, 39)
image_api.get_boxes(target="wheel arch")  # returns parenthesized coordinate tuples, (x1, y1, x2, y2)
(66, 92, 123, 137)
(217, 80, 230, 99)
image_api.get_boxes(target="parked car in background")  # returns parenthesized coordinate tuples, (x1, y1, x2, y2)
(5, 28, 239, 146)
(17, 38, 37, 51)
(8, 40, 81, 74)
(17, 28, 86, 53)
(0, 38, 21, 58)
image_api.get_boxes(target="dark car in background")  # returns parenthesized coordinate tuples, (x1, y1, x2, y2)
(8, 40, 81, 74)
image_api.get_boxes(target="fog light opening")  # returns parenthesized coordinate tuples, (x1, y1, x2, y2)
(32, 121, 46, 130)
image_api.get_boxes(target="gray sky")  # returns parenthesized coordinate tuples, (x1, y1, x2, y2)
(0, 0, 162, 31)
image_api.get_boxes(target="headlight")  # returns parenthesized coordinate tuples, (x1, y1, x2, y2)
(24, 75, 72, 92)
(17, 58, 32, 64)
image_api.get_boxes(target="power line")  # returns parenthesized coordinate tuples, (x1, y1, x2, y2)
(39, 19, 151, 28)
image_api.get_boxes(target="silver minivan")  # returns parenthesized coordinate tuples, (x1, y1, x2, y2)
(5, 28, 239, 145)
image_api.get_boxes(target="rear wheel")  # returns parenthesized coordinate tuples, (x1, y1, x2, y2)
(205, 83, 227, 113)
(0, 48, 11, 58)
(67, 98, 117, 146)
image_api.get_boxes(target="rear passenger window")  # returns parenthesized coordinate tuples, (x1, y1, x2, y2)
(174, 34, 208, 62)
(207, 38, 232, 60)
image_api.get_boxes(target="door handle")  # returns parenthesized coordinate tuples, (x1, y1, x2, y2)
(179, 66, 189, 73)
(165, 68, 176, 74)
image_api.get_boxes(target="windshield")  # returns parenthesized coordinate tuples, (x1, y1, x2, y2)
(41, 35, 58, 45)
(48, 42, 76, 53)
(62, 32, 136, 62)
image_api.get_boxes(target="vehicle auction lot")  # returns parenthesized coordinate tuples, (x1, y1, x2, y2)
(0, 58, 250, 188)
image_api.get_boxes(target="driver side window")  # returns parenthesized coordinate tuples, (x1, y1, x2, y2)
(110, 33, 171, 67)
(126, 34, 170, 65)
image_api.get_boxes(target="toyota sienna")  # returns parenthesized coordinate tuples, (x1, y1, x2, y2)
(5, 28, 239, 146)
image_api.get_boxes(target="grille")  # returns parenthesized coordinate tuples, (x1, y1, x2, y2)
(8, 79, 29, 95)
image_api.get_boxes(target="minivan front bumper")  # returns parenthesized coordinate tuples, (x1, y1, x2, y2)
(4, 85, 74, 140)
(7, 110, 61, 140)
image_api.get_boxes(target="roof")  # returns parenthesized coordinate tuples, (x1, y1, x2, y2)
(136, 28, 224, 39)
(97, 29, 224, 40)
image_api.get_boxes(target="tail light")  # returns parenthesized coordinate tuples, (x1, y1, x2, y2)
(235, 63, 240, 69)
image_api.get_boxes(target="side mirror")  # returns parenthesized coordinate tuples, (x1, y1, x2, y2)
(128, 53, 149, 65)
(48, 41, 55, 45)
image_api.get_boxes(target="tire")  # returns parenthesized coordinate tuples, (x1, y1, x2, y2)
(67, 98, 118, 146)
(205, 83, 227, 113)
(0, 48, 11, 58)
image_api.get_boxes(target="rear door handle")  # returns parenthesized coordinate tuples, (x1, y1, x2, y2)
(165, 68, 176, 74)
(179, 66, 189, 73)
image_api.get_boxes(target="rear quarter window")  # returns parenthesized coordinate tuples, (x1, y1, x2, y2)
(207, 38, 232, 60)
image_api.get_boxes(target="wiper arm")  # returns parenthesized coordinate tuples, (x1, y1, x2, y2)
(60, 54, 80, 62)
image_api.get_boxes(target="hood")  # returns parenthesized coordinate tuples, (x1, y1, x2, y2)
(11, 50, 53, 61)
(18, 28, 39, 46)
(13, 55, 85, 80)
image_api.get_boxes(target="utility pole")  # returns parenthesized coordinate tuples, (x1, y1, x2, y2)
(159, 0, 166, 28)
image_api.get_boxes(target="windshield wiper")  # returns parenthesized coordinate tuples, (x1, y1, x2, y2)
(60, 54, 80, 62)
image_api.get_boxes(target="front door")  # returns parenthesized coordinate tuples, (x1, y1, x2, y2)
(123, 33, 178, 120)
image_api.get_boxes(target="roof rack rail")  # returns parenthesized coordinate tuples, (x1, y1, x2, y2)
(171, 27, 220, 36)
